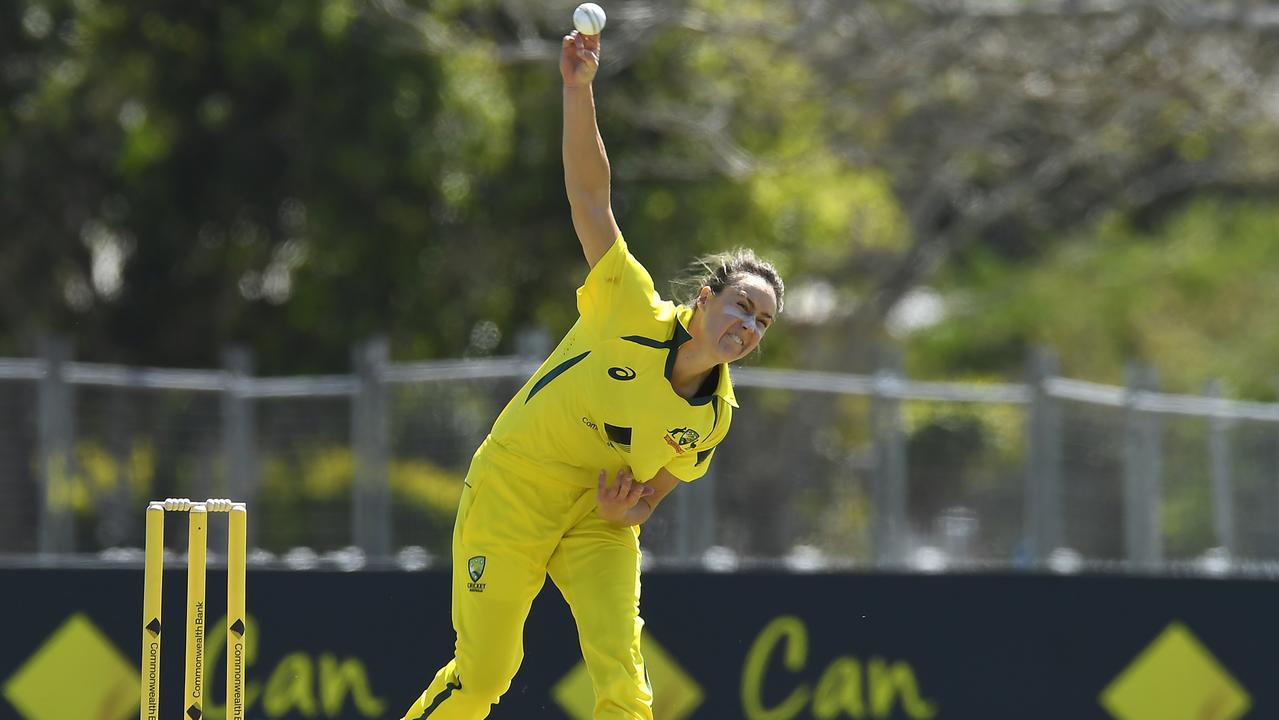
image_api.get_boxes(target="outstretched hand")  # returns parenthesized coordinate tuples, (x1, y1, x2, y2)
(597, 467, 653, 524)
(560, 30, 600, 88)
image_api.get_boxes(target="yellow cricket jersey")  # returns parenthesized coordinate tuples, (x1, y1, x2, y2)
(486, 235, 736, 487)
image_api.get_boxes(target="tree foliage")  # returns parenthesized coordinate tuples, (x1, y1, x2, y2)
(3, 0, 1279, 392)
(915, 200, 1279, 398)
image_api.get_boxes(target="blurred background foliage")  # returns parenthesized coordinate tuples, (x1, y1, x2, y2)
(6, 0, 1279, 558)
(915, 200, 1279, 398)
(5, 0, 1279, 393)
(57, 436, 463, 553)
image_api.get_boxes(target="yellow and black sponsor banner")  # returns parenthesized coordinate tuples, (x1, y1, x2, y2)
(0, 569, 1272, 719)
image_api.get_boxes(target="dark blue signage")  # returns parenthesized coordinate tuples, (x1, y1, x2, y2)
(0, 569, 1272, 718)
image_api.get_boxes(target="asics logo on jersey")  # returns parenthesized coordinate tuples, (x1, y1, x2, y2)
(608, 366, 637, 381)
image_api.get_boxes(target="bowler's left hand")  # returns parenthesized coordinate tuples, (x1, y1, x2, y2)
(596, 467, 653, 523)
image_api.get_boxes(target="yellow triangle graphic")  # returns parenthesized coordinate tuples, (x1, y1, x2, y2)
(3, 613, 137, 720)
(1100, 621, 1251, 720)
(553, 630, 704, 719)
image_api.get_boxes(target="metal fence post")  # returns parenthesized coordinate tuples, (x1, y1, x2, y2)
(673, 480, 692, 564)
(1123, 362, 1162, 569)
(871, 347, 907, 567)
(352, 337, 392, 557)
(222, 347, 257, 550)
(1024, 348, 1062, 566)
(99, 380, 133, 549)
(1204, 379, 1236, 558)
(36, 335, 75, 554)
(673, 462, 716, 565)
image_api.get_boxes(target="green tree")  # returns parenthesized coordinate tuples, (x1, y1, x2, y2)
(913, 199, 1279, 398)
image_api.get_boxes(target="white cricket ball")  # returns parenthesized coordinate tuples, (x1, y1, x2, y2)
(573, 3, 606, 36)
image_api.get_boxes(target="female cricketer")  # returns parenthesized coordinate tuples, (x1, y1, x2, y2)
(398, 28, 784, 720)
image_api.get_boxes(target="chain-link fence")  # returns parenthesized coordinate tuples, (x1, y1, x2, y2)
(2, 338, 1277, 575)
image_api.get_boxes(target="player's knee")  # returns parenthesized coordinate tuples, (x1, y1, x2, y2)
(459, 666, 515, 703)
(581, 627, 641, 665)
(581, 642, 647, 692)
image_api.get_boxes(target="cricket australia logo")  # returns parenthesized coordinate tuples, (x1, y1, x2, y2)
(664, 427, 700, 454)
(467, 556, 487, 592)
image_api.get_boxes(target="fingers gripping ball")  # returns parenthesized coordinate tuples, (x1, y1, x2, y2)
(573, 3, 606, 35)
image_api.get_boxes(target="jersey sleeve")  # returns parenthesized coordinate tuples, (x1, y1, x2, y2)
(664, 402, 733, 482)
(576, 235, 664, 333)
(665, 445, 717, 482)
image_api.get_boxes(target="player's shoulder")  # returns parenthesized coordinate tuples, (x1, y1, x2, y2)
(601, 297, 679, 341)
(588, 234, 630, 273)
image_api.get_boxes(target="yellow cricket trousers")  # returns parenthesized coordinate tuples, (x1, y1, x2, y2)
(399, 440, 654, 719)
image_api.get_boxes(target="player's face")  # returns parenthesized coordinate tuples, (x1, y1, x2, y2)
(698, 275, 778, 362)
